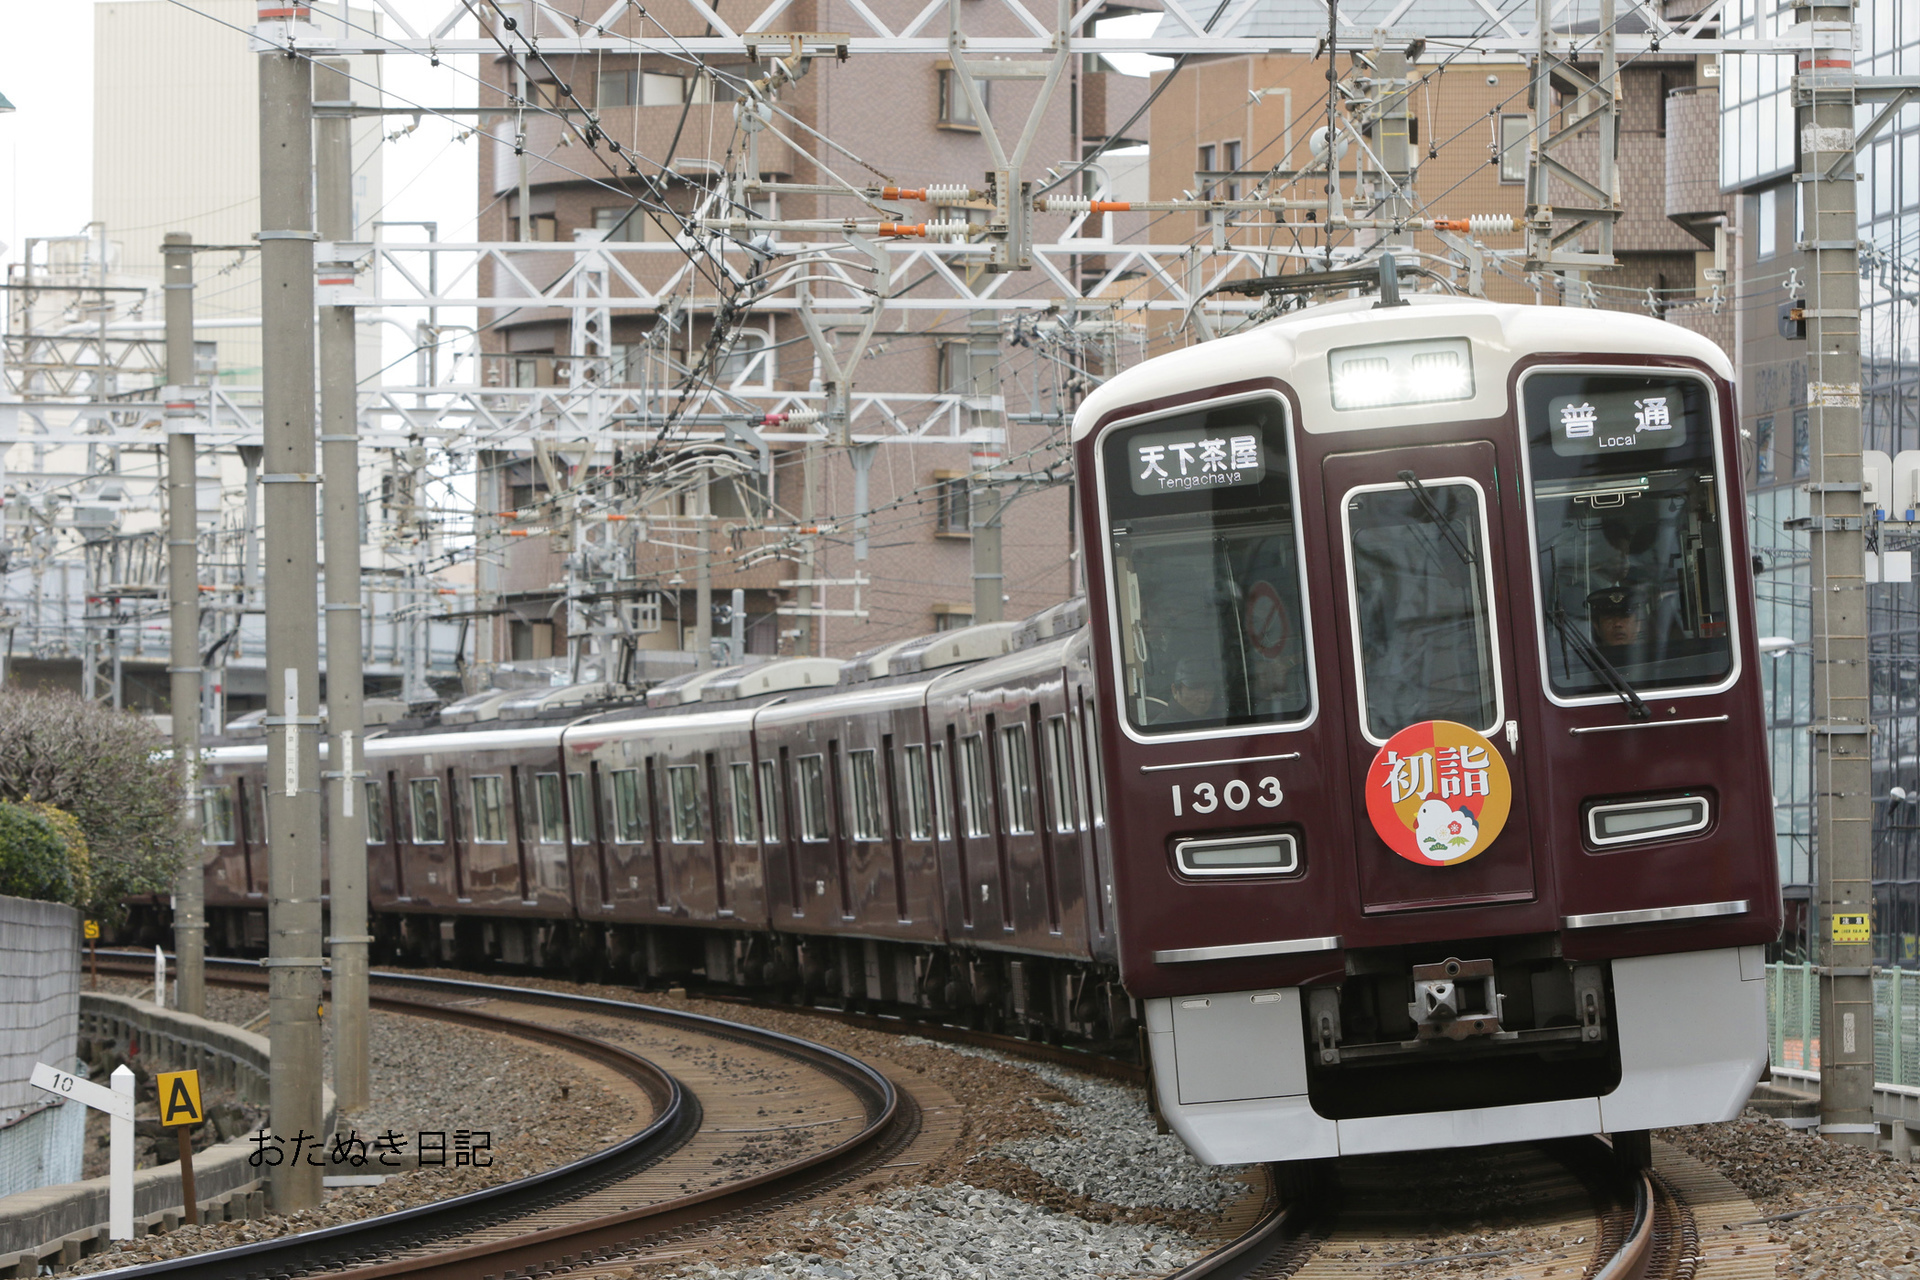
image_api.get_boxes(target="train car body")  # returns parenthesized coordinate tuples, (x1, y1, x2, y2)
(190, 291, 1780, 1171)
(1073, 295, 1780, 1163)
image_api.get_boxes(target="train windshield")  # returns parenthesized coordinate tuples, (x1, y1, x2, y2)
(1522, 371, 1734, 702)
(1100, 398, 1310, 735)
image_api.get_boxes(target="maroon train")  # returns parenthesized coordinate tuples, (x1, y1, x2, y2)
(197, 295, 1781, 1165)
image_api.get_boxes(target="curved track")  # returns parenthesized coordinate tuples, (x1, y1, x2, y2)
(1174, 1138, 1689, 1280)
(86, 957, 907, 1280)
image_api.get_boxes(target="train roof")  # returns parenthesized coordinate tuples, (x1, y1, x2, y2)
(1070, 295, 1734, 442)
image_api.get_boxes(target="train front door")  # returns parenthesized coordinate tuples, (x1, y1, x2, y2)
(1321, 440, 1540, 915)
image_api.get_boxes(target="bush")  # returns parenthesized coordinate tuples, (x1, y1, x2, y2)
(0, 801, 78, 903)
(22, 801, 92, 905)
(0, 689, 190, 922)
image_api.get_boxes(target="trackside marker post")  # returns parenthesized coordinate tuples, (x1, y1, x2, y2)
(31, 1062, 135, 1239)
(158, 1069, 204, 1225)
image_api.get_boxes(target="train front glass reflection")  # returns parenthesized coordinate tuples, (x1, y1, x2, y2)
(1102, 400, 1308, 734)
(1522, 372, 1734, 701)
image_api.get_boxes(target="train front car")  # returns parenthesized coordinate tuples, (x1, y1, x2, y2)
(1075, 296, 1781, 1166)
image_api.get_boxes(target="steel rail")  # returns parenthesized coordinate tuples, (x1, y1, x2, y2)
(85, 955, 905, 1280)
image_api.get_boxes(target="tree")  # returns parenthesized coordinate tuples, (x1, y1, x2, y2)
(0, 802, 78, 904)
(0, 689, 190, 922)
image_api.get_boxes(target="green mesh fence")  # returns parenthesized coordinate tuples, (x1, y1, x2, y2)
(1766, 962, 1920, 1088)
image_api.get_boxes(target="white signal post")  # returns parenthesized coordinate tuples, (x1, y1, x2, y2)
(31, 1062, 135, 1240)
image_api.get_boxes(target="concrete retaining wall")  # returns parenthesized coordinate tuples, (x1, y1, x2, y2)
(0, 895, 82, 1200)
(0, 993, 336, 1270)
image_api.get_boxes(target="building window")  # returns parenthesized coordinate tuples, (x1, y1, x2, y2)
(1793, 409, 1810, 477)
(510, 356, 545, 388)
(409, 778, 445, 844)
(1756, 187, 1778, 259)
(937, 339, 972, 395)
(593, 205, 644, 241)
(934, 472, 970, 536)
(1196, 143, 1215, 195)
(717, 329, 772, 388)
(516, 213, 558, 242)
(1755, 416, 1775, 484)
(598, 69, 639, 106)
(1499, 115, 1530, 183)
(937, 68, 983, 128)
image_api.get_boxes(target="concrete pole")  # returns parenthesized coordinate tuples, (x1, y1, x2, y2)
(1369, 48, 1412, 251)
(968, 321, 1004, 624)
(163, 231, 205, 1018)
(695, 480, 713, 668)
(799, 445, 817, 655)
(316, 59, 371, 1116)
(259, 45, 326, 1210)
(1802, 1, 1872, 1146)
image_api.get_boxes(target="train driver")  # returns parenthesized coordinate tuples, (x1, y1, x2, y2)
(1587, 583, 1651, 655)
(1151, 657, 1222, 724)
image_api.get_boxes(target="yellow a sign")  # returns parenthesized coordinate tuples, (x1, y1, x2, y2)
(156, 1070, 203, 1127)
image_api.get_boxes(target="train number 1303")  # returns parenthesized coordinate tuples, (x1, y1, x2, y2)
(1171, 778, 1282, 815)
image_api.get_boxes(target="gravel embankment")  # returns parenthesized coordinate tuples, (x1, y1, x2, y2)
(55, 978, 641, 1277)
(1663, 1111, 1920, 1278)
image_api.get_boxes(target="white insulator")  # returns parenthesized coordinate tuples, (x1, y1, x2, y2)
(923, 184, 973, 202)
(924, 221, 973, 237)
(1468, 214, 1520, 235)
(780, 408, 823, 426)
(1046, 198, 1092, 213)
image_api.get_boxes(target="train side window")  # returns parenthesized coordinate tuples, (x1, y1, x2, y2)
(471, 776, 507, 842)
(610, 768, 646, 842)
(568, 773, 596, 843)
(535, 773, 565, 843)
(903, 744, 933, 839)
(1045, 715, 1081, 834)
(796, 755, 829, 842)
(930, 742, 954, 840)
(667, 765, 704, 842)
(997, 724, 1036, 834)
(960, 734, 991, 837)
(758, 759, 782, 842)
(848, 749, 883, 841)
(410, 778, 446, 844)
(1345, 480, 1500, 739)
(202, 788, 235, 844)
(364, 782, 389, 844)
(730, 761, 759, 843)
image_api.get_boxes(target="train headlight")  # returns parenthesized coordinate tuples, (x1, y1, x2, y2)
(1175, 833, 1300, 877)
(1584, 796, 1711, 847)
(1328, 337, 1475, 410)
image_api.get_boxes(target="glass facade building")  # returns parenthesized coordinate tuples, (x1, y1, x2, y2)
(1724, 0, 1920, 961)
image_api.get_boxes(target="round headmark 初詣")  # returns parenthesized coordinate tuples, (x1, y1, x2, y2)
(1364, 721, 1512, 866)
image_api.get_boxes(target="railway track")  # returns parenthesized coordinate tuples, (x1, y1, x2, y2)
(1173, 1136, 1692, 1280)
(90, 956, 1724, 1280)
(85, 956, 908, 1280)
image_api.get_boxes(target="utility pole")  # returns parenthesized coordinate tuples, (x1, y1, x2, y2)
(258, 41, 326, 1211)
(316, 58, 371, 1116)
(1803, 0, 1872, 1146)
(1366, 45, 1413, 251)
(967, 320, 1004, 624)
(162, 232, 204, 1019)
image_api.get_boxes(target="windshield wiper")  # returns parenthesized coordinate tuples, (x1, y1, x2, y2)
(1549, 608, 1652, 720)
(1397, 470, 1477, 566)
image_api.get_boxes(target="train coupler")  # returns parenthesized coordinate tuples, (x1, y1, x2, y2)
(1408, 957, 1505, 1041)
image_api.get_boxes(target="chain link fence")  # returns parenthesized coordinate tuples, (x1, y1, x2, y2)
(1767, 961, 1920, 1088)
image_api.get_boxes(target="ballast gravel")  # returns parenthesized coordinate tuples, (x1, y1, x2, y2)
(52, 977, 636, 1278)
